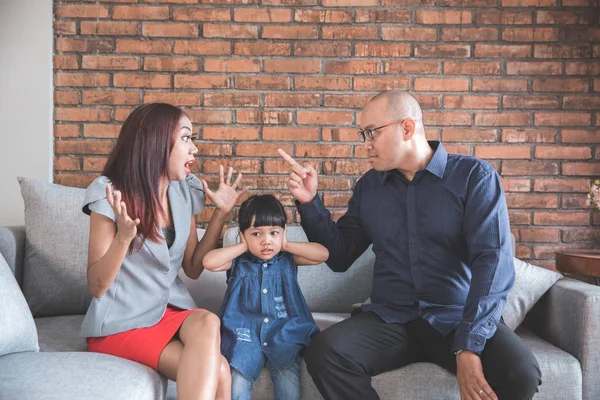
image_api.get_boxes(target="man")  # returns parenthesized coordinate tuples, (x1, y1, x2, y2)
(278, 91, 541, 400)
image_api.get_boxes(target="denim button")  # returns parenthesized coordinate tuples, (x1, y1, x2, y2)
(263, 263, 268, 268)
(476, 341, 482, 346)
(263, 342, 268, 347)
(264, 317, 269, 323)
(263, 288, 267, 294)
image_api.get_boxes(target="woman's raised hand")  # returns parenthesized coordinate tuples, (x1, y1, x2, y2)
(105, 184, 140, 243)
(202, 165, 248, 214)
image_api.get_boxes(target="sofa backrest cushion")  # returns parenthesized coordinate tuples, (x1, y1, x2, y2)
(0, 252, 39, 356)
(222, 226, 374, 313)
(19, 177, 91, 317)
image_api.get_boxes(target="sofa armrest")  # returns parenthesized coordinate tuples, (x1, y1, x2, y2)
(525, 278, 600, 400)
(0, 226, 25, 285)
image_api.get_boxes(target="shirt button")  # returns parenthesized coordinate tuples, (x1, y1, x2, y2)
(264, 317, 269, 323)
(263, 342, 268, 347)
(476, 341, 482, 346)
(263, 288, 267, 294)
(263, 263, 268, 268)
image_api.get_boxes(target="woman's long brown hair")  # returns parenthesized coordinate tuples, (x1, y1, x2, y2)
(103, 103, 186, 250)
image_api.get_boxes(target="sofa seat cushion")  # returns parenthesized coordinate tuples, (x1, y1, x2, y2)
(35, 315, 87, 352)
(0, 351, 167, 400)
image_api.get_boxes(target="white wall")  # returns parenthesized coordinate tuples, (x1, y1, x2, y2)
(0, 0, 53, 225)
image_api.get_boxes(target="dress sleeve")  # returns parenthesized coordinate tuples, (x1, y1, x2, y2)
(185, 174, 206, 215)
(82, 176, 115, 222)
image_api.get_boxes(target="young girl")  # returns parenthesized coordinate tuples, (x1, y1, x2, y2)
(81, 102, 246, 400)
(203, 194, 328, 400)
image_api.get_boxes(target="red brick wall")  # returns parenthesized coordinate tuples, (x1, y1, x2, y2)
(53, 0, 600, 268)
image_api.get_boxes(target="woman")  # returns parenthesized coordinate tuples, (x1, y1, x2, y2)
(81, 103, 244, 400)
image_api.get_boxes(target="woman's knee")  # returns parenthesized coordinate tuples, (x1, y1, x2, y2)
(180, 310, 221, 343)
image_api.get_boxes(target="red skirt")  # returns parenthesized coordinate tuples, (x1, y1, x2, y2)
(87, 306, 197, 370)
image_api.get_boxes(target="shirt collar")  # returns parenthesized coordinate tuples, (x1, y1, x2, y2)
(382, 141, 448, 182)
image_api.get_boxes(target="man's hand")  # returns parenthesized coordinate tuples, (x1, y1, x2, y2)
(456, 351, 497, 400)
(277, 148, 318, 204)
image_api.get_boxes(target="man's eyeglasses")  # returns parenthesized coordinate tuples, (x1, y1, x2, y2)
(357, 119, 408, 143)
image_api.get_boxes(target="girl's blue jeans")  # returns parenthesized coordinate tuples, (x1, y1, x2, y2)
(231, 359, 300, 400)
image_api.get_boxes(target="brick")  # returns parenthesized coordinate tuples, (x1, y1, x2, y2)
(113, 5, 169, 20)
(236, 143, 292, 157)
(503, 0, 556, 5)
(534, 45, 591, 59)
(55, 108, 111, 122)
(322, 128, 359, 142)
(56, 38, 114, 53)
(534, 113, 591, 127)
(501, 177, 531, 192)
(264, 160, 303, 174)
(203, 93, 260, 107)
(143, 22, 198, 38)
(324, 94, 374, 109)
(82, 55, 139, 70)
(474, 44, 531, 59)
(441, 0, 496, 4)
(515, 246, 532, 259)
(475, 113, 530, 127)
(144, 57, 199, 72)
(382, 0, 436, 5)
(83, 124, 121, 138)
(174, 75, 230, 89)
(322, 26, 378, 40)
(204, 58, 260, 73)
(444, 145, 471, 155)
(263, 59, 320, 74)
(565, 28, 600, 42)
(196, 143, 232, 157)
(294, 42, 352, 57)
(296, 9, 351, 23)
(563, 163, 600, 176)
(54, 174, 96, 189)
(323, 0, 378, 5)
(263, 127, 319, 141)
(385, 60, 440, 74)
(113, 73, 171, 88)
(536, 11, 591, 25)
(415, 45, 470, 58)
(442, 128, 498, 142)
(54, 21, 76, 35)
(204, 24, 258, 39)
(443, 61, 500, 75)
(262, 25, 318, 40)
(143, 92, 201, 106)
(506, 194, 558, 208)
(114, 108, 135, 121)
(444, 95, 498, 110)
(535, 146, 591, 160)
(323, 193, 352, 207)
(202, 159, 261, 174)
(566, 62, 600, 76)
(234, 8, 291, 22)
(563, 96, 600, 110)
(115, 39, 171, 54)
(82, 157, 107, 172)
(414, 78, 469, 92)
(173, 7, 230, 21)
(502, 95, 559, 109)
(533, 212, 589, 226)
(561, 130, 600, 143)
(382, 27, 436, 42)
(533, 79, 589, 93)
(472, 78, 528, 92)
(562, 229, 600, 243)
(503, 161, 558, 175)
(356, 10, 410, 23)
(502, 28, 559, 42)
(55, 91, 79, 105)
(502, 129, 556, 143)
(416, 10, 471, 24)
(355, 43, 410, 58)
(441, 28, 498, 42)
(186, 110, 233, 125)
(55, 124, 80, 138)
(235, 76, 290, 90)
(534, 178, 589, 192)
(55, 4, 109, 18)
(323, 160, 371, 175)
(55, 139, 113, 155)
(296, 144, 352, 158)
(265, 93, 320, 108)
(82, 90, 140, 105)
(202, 127, 258, 141)
(354, 77, 409, 91)
(475, 145, 531, 159)
(506, 62, 562, 76)
(563, 0, 599, 5)
(175, 41, 231, 55)
(144, 0, 198, 3)
(297, 111, 353, 125)
(55, 156, 81, 171)
(422, 112, 471, 126)
(80, 21, 137, 36)
(476, 10, 532, 25)
(509, 211, 532, 225)
(562, 194, 588, 209)
(234, 42, 290, 56)
(53, 55, 79, 71)
(324, 60, 379, 75)
(519, 228, 559, 242)
(236, 110, 293, 125)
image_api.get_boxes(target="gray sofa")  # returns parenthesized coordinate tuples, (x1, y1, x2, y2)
(1, 178, 599, 400)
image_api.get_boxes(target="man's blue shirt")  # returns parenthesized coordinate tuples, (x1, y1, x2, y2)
(297, 141, 514, 354)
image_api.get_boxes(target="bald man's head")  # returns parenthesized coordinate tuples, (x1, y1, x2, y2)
(369, 91, 423, 128)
